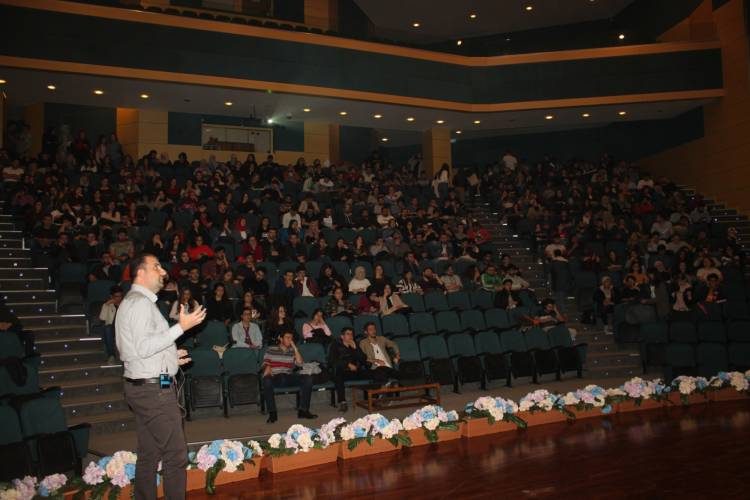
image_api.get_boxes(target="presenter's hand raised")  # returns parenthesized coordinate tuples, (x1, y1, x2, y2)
(179, 304, 206, 331)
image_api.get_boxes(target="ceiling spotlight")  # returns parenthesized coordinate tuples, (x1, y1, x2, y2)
(469, 13, 477, 19)
(455, 130, 462, 134)
(0, 79, 6, 84)
(582, 113, 590, 118)
(545, 115, 554, 120)
(303, 108, 311, 112)
(618, 33, 625, 40)
(436, 119, 445, 124)
(47, 85, 56, 91)
(412, 22, 420, 28)
(456, 40, 463, 46)
(224, 101, 233, 106)
(406, 117, 415, 122)
(93, 89, 104, 95)
(339, 111, 348, 116)
(473, 119, 481, 124)
(618, 111, 627, 116)
(373, 114, 382, 119)
(525, 5, 533, 11)
(381, 137, 389, 142)
(267, 118, 274, 124)
(140, 93, 149, 99)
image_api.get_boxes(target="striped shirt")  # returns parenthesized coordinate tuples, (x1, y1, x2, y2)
(263, 345, 299, 376)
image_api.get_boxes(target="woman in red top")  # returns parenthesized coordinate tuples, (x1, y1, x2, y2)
(187, 235, 214, 261)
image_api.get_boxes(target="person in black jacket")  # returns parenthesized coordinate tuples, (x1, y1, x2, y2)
(494, 279, 522, 309)
(328, 327, 368, 412)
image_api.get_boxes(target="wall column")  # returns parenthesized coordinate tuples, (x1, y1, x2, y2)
(422, 127, 452, 178)
(24, 103, 44, 157)
(304, 0, 338, 31)
(116, 108, 168, 160)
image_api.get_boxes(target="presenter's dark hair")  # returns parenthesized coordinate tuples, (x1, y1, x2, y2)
(131, 253, 158, 276)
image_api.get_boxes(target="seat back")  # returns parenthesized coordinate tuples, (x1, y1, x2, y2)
(409, 312, 437, 336)
(500, 329, 527, 353)
(401, 293, 425, 313)
(382, 314, 410, 338)
(424, 292, 449, 312)
(293, 296, 319, 318)
(669, 322, 698, 343)
(470, 290, 494, 310)
(354, 315, 382, 338)
(87, 280, 116, 302)
(188, 350, 223, 377)
(18, 396, 68, 437)
(641, 322, 669, 343)
(325, 316, 353, 339)
(727, 321, 750, 342)
(485, 308, 511, 330)
(435, 311, 462, 333)
(524, 327, 552, 350)
(196, 321, 230, 349)
(547, 325, 574, 348)
(394, 337, 421, 362)
(222, 348, 259, 375)
(460, 310, 486, 332)
(448, 291, 472, 311)
(728, 342, 750, 369)
(0, 406, 23, 445)
(696, 343, 728, 377)
(474, 330, 502, 355)
(697, 323, 727, 343)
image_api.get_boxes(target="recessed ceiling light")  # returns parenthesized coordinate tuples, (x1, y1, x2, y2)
(140, 93, 149, 99)
(47, 85, 56, 91)
(545, 115, 554, 120)
(618, 111, 627, 116)
(381, 137, 389, 142)
(406, 117, 415, 122)
(412, 22, 420, 28)
(373, 114, 382, 119)
(93, 89, 104, 95)
(224, 101, 233, 106)
(456, 40, 463, 46)
(525, 5, 533, 11)
(339, 111, 347, 116)
(473, 120, 481, 124)
(469, 13, 477, 19)
(436, 119, 445, 124)
(303, 108, 311, 112)
(618, 33, 625, 40)
(455, 130, 462, 134)
(0, 79, 6, 84)
(582, 113, 590, 118)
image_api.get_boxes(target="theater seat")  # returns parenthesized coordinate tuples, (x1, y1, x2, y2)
(474, 330, 511, 386)
(447, 333, 484, 389)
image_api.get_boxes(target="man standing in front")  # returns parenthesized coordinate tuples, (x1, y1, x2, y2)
(116, 254, 206, 500)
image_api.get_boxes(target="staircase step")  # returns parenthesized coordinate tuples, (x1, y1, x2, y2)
(586, 366, 642, 379)
(0, 268, 49, 281)
(61, 392, 129, 421)
(0, 278, 47, 291)
(5, 302, 57, 315)
(38, 362, 123, 383)
(0, 257, 33, 267)
(68, 410, 135, 434)
(24, 326, 89, 340)
(1, 290, 57, 302)
(34, 334, 103, 353)
(55, 376, 124, 400)
(0, 222, 15, 231)
(0, 248, 30, 258)
(18, 314, 87, 329)
(0, 239, 24, 249)
(38, 348, 106, 368)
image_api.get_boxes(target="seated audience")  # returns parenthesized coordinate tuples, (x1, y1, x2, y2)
(358, 322, 400, 386)
(262, 331, 318, 423)
(301, 308, 332, 344)
(231, 308, 262, 349)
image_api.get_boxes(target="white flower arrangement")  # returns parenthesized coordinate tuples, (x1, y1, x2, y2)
(340, 413, 409, 450)
(562, 385, 613, 414)
(188, 439, 260, 494)
(671, 375, 710, 404)
(464, 396, 526, 428)
(264, 424, 323, 457)
(518, 389, 574, 418)
(401, 405, 461, 443)
(708, 371, 750, 393)
(317, 417, 348, 448)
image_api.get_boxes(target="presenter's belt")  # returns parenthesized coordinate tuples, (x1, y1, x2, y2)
(124, 376, 175, 387)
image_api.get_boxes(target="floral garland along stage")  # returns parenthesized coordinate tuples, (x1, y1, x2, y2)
(2, 371, 748, 499)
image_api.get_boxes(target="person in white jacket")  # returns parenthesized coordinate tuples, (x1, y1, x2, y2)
(231, 308, 263, 349)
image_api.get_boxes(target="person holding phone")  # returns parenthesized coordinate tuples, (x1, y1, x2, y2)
(261, 330, 318, 423)
(116, 253, 206, 500)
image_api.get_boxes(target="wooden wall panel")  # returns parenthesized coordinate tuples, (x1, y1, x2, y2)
(641, 0, 750, 214)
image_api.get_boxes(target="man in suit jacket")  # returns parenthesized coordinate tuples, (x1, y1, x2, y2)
(294, 266, 320, 297)
(358, 321, 400, 386)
